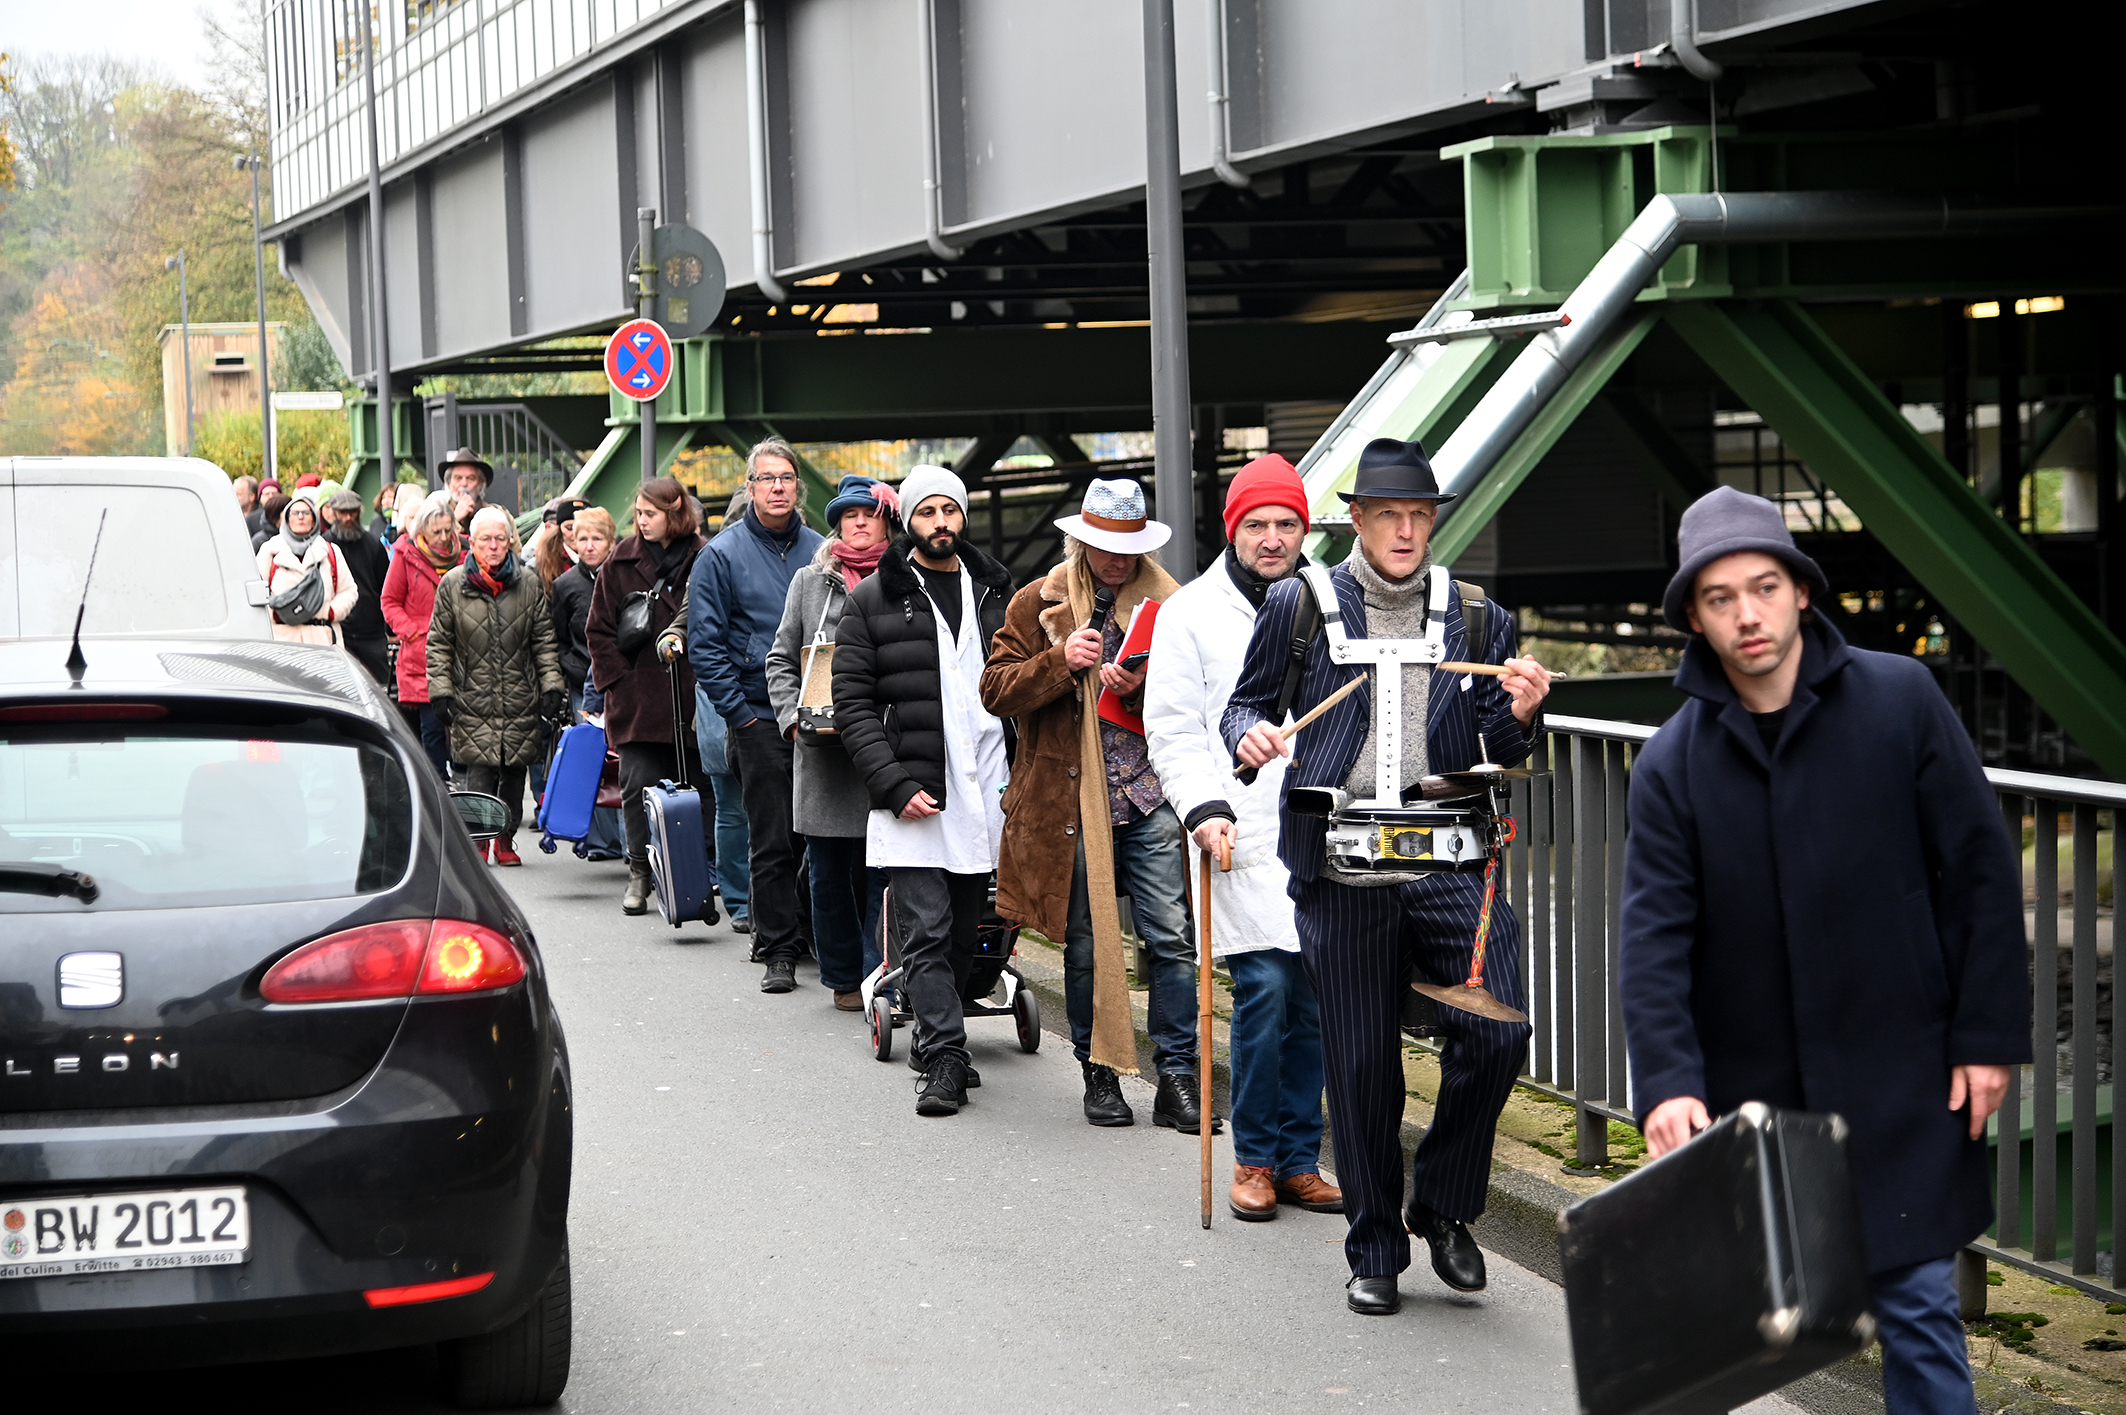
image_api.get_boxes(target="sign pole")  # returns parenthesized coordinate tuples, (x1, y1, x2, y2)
(637, 207, 658, 485)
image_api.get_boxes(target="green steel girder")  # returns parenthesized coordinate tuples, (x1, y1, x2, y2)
(566, 421, 698, 525)
(1431, 312, 1662, 564)
(1303, 336, 1516, 524)
(1444, 127, 2117, 311)
(1666, 299, 2126, 778)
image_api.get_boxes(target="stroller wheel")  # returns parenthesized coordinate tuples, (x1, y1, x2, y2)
(870, 995, 895, 1063)
(1013, 984, 1042, 1054)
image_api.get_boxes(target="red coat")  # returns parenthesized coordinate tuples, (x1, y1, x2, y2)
(381, 546, 445, 704)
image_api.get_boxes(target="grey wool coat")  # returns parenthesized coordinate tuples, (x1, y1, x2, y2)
(764, 543, 872, 838)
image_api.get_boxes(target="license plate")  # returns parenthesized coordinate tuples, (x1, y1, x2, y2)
(0, 1185, 249, 1279)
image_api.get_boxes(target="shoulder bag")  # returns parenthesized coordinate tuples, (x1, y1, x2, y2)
(795, 594, 838, 736)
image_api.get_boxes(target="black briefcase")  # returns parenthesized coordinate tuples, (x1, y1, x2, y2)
(1558, 1103, 1876, 1415)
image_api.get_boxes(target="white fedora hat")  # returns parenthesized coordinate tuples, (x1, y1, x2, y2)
(1054, 478, 1172, 555)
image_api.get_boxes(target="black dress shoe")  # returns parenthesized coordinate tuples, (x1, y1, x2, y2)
(915, 1058, 968, 1117)
(731, 917, 753, 935)
(1151, 1070, 1223, 1135)
(1080, 1062, 1133, 1127)
(760, 959, 797, 994)
(1406, 1199, 1487, 1292)
(1346, 1275, 1401, 1315)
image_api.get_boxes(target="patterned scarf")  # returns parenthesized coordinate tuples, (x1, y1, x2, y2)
(828, 537, 886, 591)
(465, 549, 518, 598)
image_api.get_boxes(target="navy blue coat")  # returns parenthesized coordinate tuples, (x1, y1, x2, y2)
(688, 510, 825, 728)
(1220, 563, 1536, 883)
(1619, 617, 2030, 1273)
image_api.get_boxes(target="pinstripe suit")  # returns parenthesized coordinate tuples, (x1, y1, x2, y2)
(1222, 562, 1538, 1280)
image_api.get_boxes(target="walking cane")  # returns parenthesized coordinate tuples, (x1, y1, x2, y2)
(1199, 833, 1231, 1229)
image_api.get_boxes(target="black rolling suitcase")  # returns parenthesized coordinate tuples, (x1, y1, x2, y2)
(1558, 1103, 1876, 1415)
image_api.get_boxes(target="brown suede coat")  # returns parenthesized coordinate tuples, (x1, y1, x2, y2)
(981, 555, 1180, 1072)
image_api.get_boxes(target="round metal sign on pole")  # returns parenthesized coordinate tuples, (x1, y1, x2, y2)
(623, 224, 728, 340)
(605, 318, 675, 403)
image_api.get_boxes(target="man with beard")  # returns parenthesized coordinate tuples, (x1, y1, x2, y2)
(832, 466, 1015, 1115)
(1144, 454, 1342, 1220)
(326, 487, 394, 684)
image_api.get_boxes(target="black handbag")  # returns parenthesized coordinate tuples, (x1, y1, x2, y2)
(616, 570, 678, 657)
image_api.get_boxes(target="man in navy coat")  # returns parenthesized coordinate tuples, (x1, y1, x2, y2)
(1226, 437, 1552, 1315)
(1620, 487, 2029, 1415)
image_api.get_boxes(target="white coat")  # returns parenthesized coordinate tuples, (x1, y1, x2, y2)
(257, 533, 357, 647)
(1142, 562, 1297, 957)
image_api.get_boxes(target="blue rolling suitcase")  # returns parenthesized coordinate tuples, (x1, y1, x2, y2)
(537, 719, 608, 856)
(644, 660, 718, 927)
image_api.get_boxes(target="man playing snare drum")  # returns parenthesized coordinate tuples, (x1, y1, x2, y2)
(1224, 437, 1551, 1316)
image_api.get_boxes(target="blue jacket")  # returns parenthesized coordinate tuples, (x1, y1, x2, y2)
(1619, 616, 2029, 1273)
(1220, 562, 1536, 883)
(688, 510, 825, 727)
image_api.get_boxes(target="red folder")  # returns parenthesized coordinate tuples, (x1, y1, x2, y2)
(1096, 600, 1160, 734)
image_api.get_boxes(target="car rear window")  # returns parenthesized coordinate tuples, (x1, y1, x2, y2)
(8, 485, 229, 636)
(0, 714, 413, 912)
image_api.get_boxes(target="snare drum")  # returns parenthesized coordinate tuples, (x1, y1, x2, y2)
(1322, 802, 1497, 875)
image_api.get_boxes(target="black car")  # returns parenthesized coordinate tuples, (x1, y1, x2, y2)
(0, 637, 571, 1407)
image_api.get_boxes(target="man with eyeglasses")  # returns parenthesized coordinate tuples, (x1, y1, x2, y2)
(689, 438, 825, 993)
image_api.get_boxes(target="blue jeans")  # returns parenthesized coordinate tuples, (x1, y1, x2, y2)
(1226, 948, 1326, 1177)
(1873, 1255, 1976, 1415)
(807, 834, 885, 993)
(413, 703, 451, 779)
(1064, 802, 1196, 1073)
(694, 688, 751, 920)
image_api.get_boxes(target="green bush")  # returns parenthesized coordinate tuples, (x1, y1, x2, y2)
(191, 408, 350, 484)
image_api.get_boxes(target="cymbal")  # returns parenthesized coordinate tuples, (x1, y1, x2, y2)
(1411, 981, 1530, 1024)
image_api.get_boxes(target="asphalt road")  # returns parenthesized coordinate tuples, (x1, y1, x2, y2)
(49, 843, 1804, 1413)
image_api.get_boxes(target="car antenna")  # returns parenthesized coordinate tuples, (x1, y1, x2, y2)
(65, 508, 109, 687)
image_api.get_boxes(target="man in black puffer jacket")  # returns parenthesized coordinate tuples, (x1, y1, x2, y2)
(832, 466, 1014, 1117)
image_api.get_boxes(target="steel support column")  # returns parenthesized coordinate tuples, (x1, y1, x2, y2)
(1667, 299, 2126, 778)
(1430, 313, 1659, 564)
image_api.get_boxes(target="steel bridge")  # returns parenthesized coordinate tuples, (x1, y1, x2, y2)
(263, 0, 2124, 776)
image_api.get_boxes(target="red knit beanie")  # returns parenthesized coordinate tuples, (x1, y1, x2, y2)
(1222, 453, 1308, 540)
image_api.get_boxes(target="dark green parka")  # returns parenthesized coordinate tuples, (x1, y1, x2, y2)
(426, 559, 565, 766)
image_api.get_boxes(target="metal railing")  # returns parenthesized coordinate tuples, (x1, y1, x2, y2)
(1503, 715, 2123, 1297)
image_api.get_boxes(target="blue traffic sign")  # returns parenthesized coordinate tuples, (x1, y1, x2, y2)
(604, 318, 674, 402)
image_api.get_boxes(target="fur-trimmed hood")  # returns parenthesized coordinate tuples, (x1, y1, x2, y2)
(875, 536, 1015, 601)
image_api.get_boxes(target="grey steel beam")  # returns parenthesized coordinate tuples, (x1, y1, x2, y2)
(1144, 0, 1196, 580)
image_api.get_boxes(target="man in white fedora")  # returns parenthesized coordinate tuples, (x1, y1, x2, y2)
(983, 478, 1216, 1134)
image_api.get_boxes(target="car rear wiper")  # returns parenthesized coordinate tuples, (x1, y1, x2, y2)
(0, 862, 100, 903)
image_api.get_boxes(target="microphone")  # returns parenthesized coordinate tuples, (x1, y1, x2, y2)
(1078, 584, 1116, 678)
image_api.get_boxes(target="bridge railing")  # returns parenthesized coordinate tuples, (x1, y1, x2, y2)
(1499, 714, 2123, 1297)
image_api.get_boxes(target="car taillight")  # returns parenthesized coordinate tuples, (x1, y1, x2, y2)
(363, 1271, 495, 1308)
(261, 920, 429, 1002)
(419, 920, 525, 993)
(262, 919, 524, 1003)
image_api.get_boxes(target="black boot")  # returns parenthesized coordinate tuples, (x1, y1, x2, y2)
(1152, 1069, 1223, 1135)
(1406, 1198, 1487, 1292)
(1080, 1061, 1133, 1127)
(908, 1048, 979, 1088)
(915, 1057, 969, 1117)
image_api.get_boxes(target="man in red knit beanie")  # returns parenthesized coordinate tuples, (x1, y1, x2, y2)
(1144, 453, 1344, 1221)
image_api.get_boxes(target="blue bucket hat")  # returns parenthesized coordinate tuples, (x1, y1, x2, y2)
(823, 475, 895, 529)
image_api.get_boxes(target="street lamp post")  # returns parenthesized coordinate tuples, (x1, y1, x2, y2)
(1141, 0, 1196, 581)
(164, 251, 193, 456)
(236, 152, 275, 484)
(357, 3, 396, 492)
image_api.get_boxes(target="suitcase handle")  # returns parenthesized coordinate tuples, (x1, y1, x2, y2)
(667, 656, 693, 791)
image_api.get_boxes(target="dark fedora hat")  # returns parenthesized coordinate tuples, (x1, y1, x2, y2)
(1336, 436, 1456, 505)
(438, 446, 494, 486)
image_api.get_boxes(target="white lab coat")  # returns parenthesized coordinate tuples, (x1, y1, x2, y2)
(1142, 563, 1298, 956)
(866, 566, 1008, 872)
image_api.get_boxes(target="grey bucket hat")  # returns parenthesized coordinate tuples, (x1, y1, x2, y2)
(1662, 486, 1830, 632)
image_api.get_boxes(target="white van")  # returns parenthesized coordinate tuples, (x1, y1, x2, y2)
(0, 457, 273, 641)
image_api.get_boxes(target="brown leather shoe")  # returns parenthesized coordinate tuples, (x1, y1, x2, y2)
(1276, 1171, 1346, 1213)
(833, 991, 863, 1012)
(1230, 1164, 1278, 1222)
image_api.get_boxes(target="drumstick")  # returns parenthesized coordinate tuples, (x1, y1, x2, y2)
(1440, 660, 1568, 679)
(1230, 673, 1368, 778)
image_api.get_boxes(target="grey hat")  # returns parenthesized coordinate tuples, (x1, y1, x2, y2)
(1662, 486, 1830, 632)
(898, 464, 968, 520)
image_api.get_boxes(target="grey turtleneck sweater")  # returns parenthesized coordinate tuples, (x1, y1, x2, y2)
(1331, 551, 1434, 886)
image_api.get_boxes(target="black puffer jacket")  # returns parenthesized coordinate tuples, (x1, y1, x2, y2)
(551, 561, 599, 692)
(832, 539, 1013, 816)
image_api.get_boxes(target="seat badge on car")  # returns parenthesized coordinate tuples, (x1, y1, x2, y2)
(58, 952, 124, 1009)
